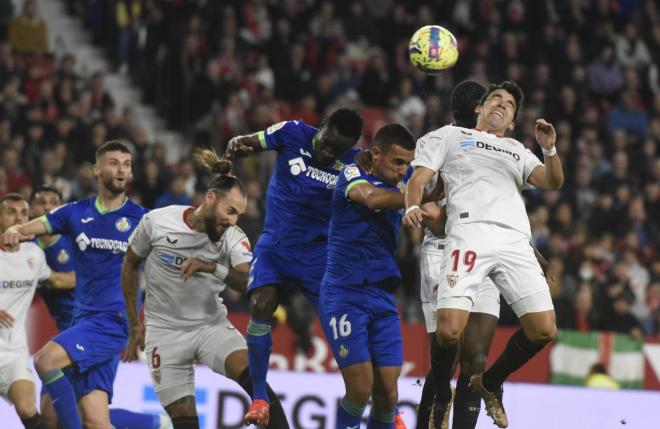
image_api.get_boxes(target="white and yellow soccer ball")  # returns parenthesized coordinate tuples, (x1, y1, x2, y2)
(408, 25, 459, 73)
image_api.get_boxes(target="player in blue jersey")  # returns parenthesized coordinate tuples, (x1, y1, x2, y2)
(29, 186, 170, 429)
(224, 108, 363, 426)
(2, 140, 148, 429)
(321, 123, 437, 429)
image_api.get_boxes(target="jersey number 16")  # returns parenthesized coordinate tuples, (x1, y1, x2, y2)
(328, 314, 352, 340)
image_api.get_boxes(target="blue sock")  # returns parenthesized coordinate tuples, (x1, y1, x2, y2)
(337, 397, 364, 429)
(367, 407, 395, 429)
(40, 369, 82, 429)
(110, 409, 160, 429)
(246, 318, 272, 401)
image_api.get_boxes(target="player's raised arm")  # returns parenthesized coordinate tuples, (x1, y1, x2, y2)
(404, 166, 436, 228)
(224, 132, 264, 159)
(0, 217, 47, 247)
(527, 119, 564, 190)
(421, 202, 447, 236)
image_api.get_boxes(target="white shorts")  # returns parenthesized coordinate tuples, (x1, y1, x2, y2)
(420, 250, 500, 333)
(0, 347, 34, 402)
(437, 223, 554, 318)
(145, 317, 247, 407)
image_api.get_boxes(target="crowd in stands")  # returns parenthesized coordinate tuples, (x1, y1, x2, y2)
(1, 0, 659, 338)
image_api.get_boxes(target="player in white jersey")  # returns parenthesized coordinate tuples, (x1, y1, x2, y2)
(404, 81, 564, 428)
(0, 193, 74, 429)
(121, 150, 288, 429)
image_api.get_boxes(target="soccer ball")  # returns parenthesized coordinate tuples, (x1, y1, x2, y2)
(408, 25, 459, 73)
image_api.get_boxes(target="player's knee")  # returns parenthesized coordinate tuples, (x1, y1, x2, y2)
(374, 389, 398, 411)
(436, 326, 461, 346)
(34, 350, 55, 374)
(527, 323, 556, 344)
(13, 397, 37, 419)
(81, 414, 109, 429)
(345, 383, 372, 406)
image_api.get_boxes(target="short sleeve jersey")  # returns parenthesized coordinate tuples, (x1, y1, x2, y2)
(256, 120, 360, 247)
(41, 197, 147, 316)
(0, 242, 51, 349)
(324, 164, 410, 286)
(37, 235, 76, 331)
(411, 125, 541, 237)
(128, 205, 253, 330)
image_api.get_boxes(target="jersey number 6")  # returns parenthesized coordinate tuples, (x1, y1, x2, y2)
(329, 314, 352, 340)
(151, 347, 161, 369)
(451, 249, 477, 272)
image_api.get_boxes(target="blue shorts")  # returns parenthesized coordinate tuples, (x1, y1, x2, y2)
(319, 283, 402, 369)
(248, 243, 326, 306)
(53, 311, 128, 401)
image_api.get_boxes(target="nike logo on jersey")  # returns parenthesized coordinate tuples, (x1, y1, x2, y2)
(166, 237, 178, 244)
(81, 217, 95, 223)
(76, 343, 85, 351)
(299, 148, 312, 158)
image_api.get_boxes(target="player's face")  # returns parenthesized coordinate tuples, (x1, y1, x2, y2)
(315, 126, 357, 167)
(204, 187, 247, 242)
(476, 89, 516, 132)
(372, 144, 414, 186)
(30, 191, 61, 218)
(0, 200, 29, 232)
(94, 151, 132, 194)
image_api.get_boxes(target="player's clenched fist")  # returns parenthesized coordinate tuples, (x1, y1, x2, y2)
(124, 322, 145, 362)
(0, 226, 34, 248)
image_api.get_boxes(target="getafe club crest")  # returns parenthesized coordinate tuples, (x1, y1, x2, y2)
(115, 217, 131, 232)
(446, 274, 458, 288)
(339, 345, 349, 359)
(57, 249, 70, 264)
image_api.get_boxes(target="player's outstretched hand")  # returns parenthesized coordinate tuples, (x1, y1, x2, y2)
(124, 323, 145, 362)
(0, 310, 15, 328)
(534, 119, 556, 149)
(0, 226, 34, 249)
(225, 135, 254, 160)
(180, 257, 215, 281)
(403, 206, 425, 229)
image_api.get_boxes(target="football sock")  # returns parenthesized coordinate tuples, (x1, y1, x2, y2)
(451, 372, 481, 429)
(416, 368, 435, 429)
(238, 367, 289, 428)
(40, 369, 82, 429)
(367, 408, 395, 429)
(109, 409, 160, 429)
(171, 416, 198, 429)
(336, 397, 365, 429)
(246, 318, 272, 401)
(483, 329, 545, 392)
(20, 413, 48, 429)
(431, 340, 458, 403)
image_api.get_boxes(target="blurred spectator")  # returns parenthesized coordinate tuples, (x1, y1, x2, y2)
(608, 91, 649, 136)
(0, 0, 14, 41)
(155, 176, 192, 208)
(9, 0, 47, 56)
(556, 283, 600, 332)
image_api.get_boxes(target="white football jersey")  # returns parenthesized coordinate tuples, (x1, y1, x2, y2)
(421, 197, 446, 255)
(412, 125, 542, 237)
(129, 206, 253, 330)
(0, 242, 51, 349)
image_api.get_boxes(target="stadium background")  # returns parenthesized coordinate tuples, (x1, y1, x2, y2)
(1, 0, 660, 427)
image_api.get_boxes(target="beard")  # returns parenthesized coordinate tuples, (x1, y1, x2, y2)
(102, 175, 127, 194)
(204, 211, 223, 242)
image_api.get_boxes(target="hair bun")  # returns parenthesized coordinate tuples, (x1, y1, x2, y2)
(212, 159, 233, 175)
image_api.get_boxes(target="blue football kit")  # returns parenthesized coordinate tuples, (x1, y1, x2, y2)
(320, 163, 410, 369)
(40, 197, 147, 400)
(248, 120, 360, 304)
(37, 235, 76, 332)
